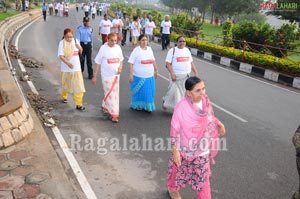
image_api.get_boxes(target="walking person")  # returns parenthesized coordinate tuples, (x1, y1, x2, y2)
(57, 28, 86, 111)
(42, 3, 47, 22)
(83, 3, 89, 17)
(130, 16, 141, 48)
(76, 2, 79, 12)
(91, 5, 96, 19)
(161, 15, 172, 50)
(54, 2, 58, 16)
(92, 33, 124, 123)
(144, 15, 156, 44)
(99, 14, 112, 44)
(76, 17, 94, 79)
(121, 13, 130, 46)
(162, 36, 198, 112)
(167, 76, 226, 199)
(128, 35, 158, 112)
(111, 13, 123, 44)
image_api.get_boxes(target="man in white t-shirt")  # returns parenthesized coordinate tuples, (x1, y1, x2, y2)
(144, 15, 156, 43)
(160, 15, 172, 50)
(99, 14, 112, 44)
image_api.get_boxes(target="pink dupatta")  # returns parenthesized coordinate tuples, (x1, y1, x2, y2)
(170, 95, 220, 164)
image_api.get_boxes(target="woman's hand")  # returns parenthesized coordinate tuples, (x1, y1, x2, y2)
(154, 71, 158, 79)
(171, 73, 176, 81)
(117, 66, 122, 74)
(173, 149, 181, 167)
(129, 75, 133, 83)
(218, 122, 226, 137)
(91, 76, 97, 85)
(66, 61, 73, 69)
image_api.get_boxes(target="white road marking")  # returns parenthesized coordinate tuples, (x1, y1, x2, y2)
(14, 15, 98, 199)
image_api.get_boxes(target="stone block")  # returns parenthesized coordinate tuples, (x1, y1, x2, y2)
(25, 172, 50, 184)
(0, 117, 11, 131)
(7, 115, 18, 129)
(0, 170, 9, 179)
(0, 190, 13, 199)
(0, 154, 6, 163)
(18, 108, 27, 122)
(239, 63, 252, 74)
(0, 125, 3, 134)
(18, 124, 28, 137)
(293, 77, 300, 89)
(203, 52, 212, 61)
(21, 104, 28, 116)
(220, 57, 231, 67)
(264, 69, 279, 82)
(23, 121, 32, 135)
(11, 166, 33, 177)
(0, 139, 3, 149)
(0, 176, 24, 190)
(13, 184, 40, 199)
(0, 160, 19, 171)
(8, 150, 29, 162)
(27, 114, 34, 130)
(2, 131, 15, 147)
(13, 111, 23, 124)
(11, 129, 23, 143)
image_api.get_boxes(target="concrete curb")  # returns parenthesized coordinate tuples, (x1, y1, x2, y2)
(0, 10, 41, 148)
(153, 36, 300, 89)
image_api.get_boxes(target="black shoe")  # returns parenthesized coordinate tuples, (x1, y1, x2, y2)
(76, 105, 85, 111)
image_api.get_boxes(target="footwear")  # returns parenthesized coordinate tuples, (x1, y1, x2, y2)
(76, 105, 85, 111)
(62, 99, 68, 103)
(111, 117, 119, 123)
(168, 189, 182, 199)
(88, 76, 94, 80)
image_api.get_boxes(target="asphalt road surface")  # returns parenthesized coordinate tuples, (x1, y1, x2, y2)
(12, 8, 300, 199)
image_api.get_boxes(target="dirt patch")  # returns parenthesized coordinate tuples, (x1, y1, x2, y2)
(0, 93, 3, 107)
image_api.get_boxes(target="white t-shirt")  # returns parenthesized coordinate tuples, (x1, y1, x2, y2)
(131, 21, 141, 37)
(94, 44, 124, 80)
(145, 21, 156, 35)
(57, 39, 81, 72)
(111, 19, 123, 33)
(91, 7, 96, 14)
(165, 47, 193, 75)
(99, 19, 112, 34)
(160, 20, 172, 34)
(83, 5, 89, 12)
(128, 46, 155, 78)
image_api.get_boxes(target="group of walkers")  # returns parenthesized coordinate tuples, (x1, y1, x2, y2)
(42, 1, 70, 21)
(57, 9, 226, 198)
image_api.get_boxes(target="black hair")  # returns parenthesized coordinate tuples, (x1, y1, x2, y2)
(176, 35, 184, 42)
(185, 76, 202, 91)
(138, 34, 147, 41)
(133, 16, 138, 21)
(104, 14, 107, 17)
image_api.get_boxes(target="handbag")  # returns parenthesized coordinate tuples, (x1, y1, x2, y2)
(166, 47, 175, 68)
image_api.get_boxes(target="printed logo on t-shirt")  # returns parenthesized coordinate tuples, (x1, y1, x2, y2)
(73, 51, 79, 56)
(104, 24, 110, 27)
(141, 60, 154, 64)
(176, 57, 190, 62)
(107, 58, 120, 64)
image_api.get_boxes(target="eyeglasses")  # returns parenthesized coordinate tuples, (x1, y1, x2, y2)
(178, 40, 186, 43)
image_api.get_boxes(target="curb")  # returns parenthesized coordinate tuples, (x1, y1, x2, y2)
(153, 36, 300, 89)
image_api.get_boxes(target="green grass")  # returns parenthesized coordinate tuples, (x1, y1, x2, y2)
(0, 11, 20, 21)
(202, 22, 223, 44)
(287, 40, 300, 61)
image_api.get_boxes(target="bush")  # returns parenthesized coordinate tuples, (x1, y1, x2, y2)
(222, 20, 233, 46)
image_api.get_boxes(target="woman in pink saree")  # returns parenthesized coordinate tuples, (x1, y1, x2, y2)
(167, 76, 226, 199)
(92, 33, 123, 123)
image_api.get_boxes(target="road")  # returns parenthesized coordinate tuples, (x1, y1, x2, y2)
(12, 8, 300, 199)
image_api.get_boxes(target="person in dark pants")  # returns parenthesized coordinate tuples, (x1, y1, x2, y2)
(42, 3, 47, 22)
(121, 13, 129, 46)
(160, 15, 172, 50)
(292, 125, 300, 199)
(76, 17, 94, 79)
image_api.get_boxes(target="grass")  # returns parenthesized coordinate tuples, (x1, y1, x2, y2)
(0, 11, 20, 21)
(201, 22, 223, 44)
(287, 40, 300, 61)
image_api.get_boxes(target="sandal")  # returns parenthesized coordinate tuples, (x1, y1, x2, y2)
(168, 188, 182, 199)
(62, 99, 68, 103)
(111, 117, 119, 123)
(76, 105, 85, 111)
